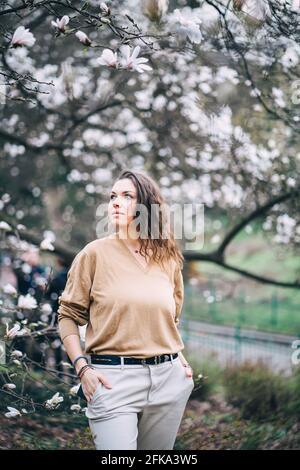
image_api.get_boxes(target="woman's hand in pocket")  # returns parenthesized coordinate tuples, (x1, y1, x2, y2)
(81, 368, 113, 402)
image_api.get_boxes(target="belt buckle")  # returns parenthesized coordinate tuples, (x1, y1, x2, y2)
(141, 359, 147, 366)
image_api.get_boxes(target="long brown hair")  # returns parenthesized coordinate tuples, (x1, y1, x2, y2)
(114, 169, 184, 272)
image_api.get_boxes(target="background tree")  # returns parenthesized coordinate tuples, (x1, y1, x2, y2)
(0, 0, 299, 288)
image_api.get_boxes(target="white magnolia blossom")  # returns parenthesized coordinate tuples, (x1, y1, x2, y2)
(119, 45, 152, 73)
(287, 177, 296, 187)
(33, 275, 47, 287)
(98, 49, 118, 68)
(272, 87, 286, 108)
(236, 0, 270, 22)
(11, 350, 23, 358)
(12, 359, 22, 366)
(0, 221, 12, 231)
(17, 293, 38, 310)
(5, 406, 21, 418)
(34, 64, 67, 107)
(70, 404, 82, 412)
(75, 31, 92, 46)
(220, 177, 244, 208)
(3, 383, 16, 390)
(169, 8, 202, 44)
(215, 66, 240, 85)
(40, 314, 49, 324)
(69, 384, 80, 396)
(51, 15, 70, 33)
(40, 238, 55, 251)
(280, 45, 300, 69)
(41, 303, 53, 314)
(11, 26, 36, 48)
(7, 45, 35, 76)
(6, 323, 21, 338)
(45, 392, 64, 409)
(274, 213, 297, 244)
(263, 216, 273, 231)
(99, 16, 110, 24)
(290, 0, 300, 11)
(43, 230, 56, 243)
(21, 262, 32, 275)
(17, 328, 30, 336)
(3, 283, 17, 295)
(100, 2, 110, 15)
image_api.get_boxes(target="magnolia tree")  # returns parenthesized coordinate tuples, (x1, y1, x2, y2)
(0, 0, 300, 419)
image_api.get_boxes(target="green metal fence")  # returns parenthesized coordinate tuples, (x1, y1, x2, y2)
(178, 318, 297, 374)
(183, 283, 300, 337)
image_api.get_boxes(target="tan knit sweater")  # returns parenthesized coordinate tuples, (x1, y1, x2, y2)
(57, 236, 185, 359)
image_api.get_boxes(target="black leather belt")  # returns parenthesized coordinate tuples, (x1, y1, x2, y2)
(90, 353, 178, 365)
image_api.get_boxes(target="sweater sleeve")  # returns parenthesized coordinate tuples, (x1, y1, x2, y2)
(173, 265, 184, 327)
(57, 249, 93, 341)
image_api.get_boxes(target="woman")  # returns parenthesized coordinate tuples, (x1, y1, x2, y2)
(57, 169, 194, 450)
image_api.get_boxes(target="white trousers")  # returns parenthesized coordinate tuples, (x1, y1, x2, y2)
(85, 354, 194, 450)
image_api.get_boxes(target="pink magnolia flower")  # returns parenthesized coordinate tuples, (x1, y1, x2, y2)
(40, 238, 55, 251)
(0, 221, 12, 231)
(5, 407, 21, 418)
(98, 49, 118, 68)
(100, 2, 110, 16)
(3, 283, 17, 296)
(3, 383, 16, 390)
(11, 26, 36, 48)
(17, 293, 37, 310)
(51, 15, 70, 33)
(75, 31, 92, 46)
(171, 9, 202, 44)
(5, 323, 29, 339)
(6, 323, 20, 338)
(119, 45, 152, 73)
(45, 392, 64, 409)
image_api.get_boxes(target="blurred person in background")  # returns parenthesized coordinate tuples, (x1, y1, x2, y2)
(13, 248, 47, 303)
(44, 256, 70, 375)
(11, 248, 48, 365)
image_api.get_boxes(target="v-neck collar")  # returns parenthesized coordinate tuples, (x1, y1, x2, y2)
(118, 237, 152, 274)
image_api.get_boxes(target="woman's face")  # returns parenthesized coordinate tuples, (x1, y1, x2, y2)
(108, 178, 138, 231)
